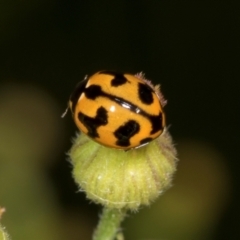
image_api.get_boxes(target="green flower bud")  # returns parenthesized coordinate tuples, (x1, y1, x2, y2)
(69, 129, 177, 210)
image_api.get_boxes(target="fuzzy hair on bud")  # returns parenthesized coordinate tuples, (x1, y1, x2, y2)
(69, 129, 177, 210)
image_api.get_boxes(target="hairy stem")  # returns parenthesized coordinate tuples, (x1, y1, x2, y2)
(93, 207, 126, 240)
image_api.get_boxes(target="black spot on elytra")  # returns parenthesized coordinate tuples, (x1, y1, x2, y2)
(138, 82, 154, 104)
(98, 70, 128, 87)
(140, 137, 152, 145)
(84, 85, 102, 99)
(78, 107, 108, 138)
(111, 74, 128, 86)
(70, 78, 88, 113)
(114, 120, 140, 147)
(149, 112, 164, 134)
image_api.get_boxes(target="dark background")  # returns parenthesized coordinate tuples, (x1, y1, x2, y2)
(0, 1, 239, 239)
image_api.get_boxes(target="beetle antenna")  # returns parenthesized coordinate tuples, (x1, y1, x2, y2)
(61, 106, 69, 118)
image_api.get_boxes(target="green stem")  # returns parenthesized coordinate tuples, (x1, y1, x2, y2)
(93, 207, 127, 240)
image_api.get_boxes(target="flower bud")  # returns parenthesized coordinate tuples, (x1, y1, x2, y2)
(69, 129, 177, 210)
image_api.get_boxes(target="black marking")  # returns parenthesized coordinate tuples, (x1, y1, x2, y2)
(83, 84, 164, 135)
(138, 82, 154, 104)
(98, 70, 129, 87)
(140, 137, 152, 145)
(114, 120, 140, 147)
(111, 74, 128, 87)
(70, 78, 88, 113)
(84, 85, 102, 100)
(149, 112, 164, 134)
(78, 107, 108, 138)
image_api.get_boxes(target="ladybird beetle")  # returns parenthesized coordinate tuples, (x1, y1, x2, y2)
(66, 70, 165, 150)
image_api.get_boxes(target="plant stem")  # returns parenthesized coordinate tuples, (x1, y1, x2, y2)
(93, 207, 127, 240)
